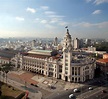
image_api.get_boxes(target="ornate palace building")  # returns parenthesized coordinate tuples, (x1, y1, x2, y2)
(0, 29, 96, 82)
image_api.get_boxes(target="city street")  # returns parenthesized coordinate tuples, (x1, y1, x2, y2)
(1, 70, 108, 99)
(45, 79, 108, 99)
(0, 71, 42, 99)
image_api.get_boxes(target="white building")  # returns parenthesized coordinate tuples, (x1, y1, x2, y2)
(88, 46, 96, 52)
(32, 40, 36, 47)
(12, 29, 95, 83)
(73, 38, 79, 50)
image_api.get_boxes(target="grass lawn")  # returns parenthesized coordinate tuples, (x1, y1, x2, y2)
(0, 82, 23, 99)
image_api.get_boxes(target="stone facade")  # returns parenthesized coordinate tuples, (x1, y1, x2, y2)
(10, 29, 96, 83)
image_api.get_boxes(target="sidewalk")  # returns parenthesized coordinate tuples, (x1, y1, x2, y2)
(8, 70, 86, 92)
(0, 74, 42, 99)
(32, 75, 64, 92)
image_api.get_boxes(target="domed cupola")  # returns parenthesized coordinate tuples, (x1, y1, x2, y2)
(63, 29, 72, 52)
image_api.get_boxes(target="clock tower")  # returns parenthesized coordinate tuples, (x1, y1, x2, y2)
(62, 28, 72, 82)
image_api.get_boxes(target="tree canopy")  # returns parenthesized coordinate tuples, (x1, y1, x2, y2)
(94, 42, 108, 53)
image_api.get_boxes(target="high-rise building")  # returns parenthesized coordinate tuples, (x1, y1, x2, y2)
(54, 37, 58, 46)
(73, 38, 79, 49)
(32, 40, 36, 47)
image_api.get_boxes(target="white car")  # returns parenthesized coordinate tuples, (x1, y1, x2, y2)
(89, 87, 93, 90)
(73, 88, 79, 92)
(69, 94, 74, 98)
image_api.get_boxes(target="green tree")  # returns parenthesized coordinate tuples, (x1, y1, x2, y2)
(94, 42, 108, 52)
(1, 62, 14, 84)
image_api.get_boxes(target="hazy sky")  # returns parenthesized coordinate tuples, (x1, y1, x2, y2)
(0, 0, 108, 39)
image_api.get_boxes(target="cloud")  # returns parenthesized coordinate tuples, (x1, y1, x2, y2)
(44, 11, 56, 15)
(26, 7, 36, 13)
(85, 0, 108, 5)
(49, 18, 59, 23)
(35, 18, 40, 21)
(94, 0, 108, 5)
(40, 20, 48, 24)
(45, 24, 56, 28)
(0, 30, 25, 38)
(43, 10, 65, 25)
(73, 22, 93, 27)
(40, 6, 49, 10)
(34, 18, 40, 23)
(92, 10, 101, 14)
(72, 21, 108, 28)
(59, 22, 68, 26)
(15, 17, 24, 21)
(48, 15, 65, 18)
(97, 21, 108, 28)
(44, 11, 65, 24)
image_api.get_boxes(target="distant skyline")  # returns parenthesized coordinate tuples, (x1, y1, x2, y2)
(0, 0, 108, 39)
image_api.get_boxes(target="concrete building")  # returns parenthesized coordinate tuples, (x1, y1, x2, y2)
(85, 39, 91, 46)
(88, 46, 96, 52)
(54, 37, 58, 46)
(0, 48, 19, 66)
(32, 40, 36, 47)
(96, 58, 108, 76)
(2, 29, 96, 83)
(96, 53, 108, 77)
(73, 38, 79, 50)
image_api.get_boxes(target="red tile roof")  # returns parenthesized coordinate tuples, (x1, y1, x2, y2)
(97, 58, 108, 63)
(24, 53, 51, 59)
(103, 53, 108, 55)
(0, 57, 10, 60)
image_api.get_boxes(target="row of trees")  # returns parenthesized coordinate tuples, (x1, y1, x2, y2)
(0, 62, 14, 84)
(94, 42, 108, 53)
(0, 62, 14, 97)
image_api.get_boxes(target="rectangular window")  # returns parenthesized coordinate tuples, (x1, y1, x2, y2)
(65, 71, 68, 74)
(55, 74, 56, 77)
(78, 67, 80, 75)
(65, 67, 68, 70)
(72, 67, 74, 75)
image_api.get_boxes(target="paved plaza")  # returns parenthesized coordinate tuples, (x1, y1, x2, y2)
(8, 70, 84, 92)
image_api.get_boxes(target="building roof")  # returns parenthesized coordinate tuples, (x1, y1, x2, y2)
(24, 53, 51, 59)
(27, 50, 52, 56)
(23, 52, 61, 60)
(97, 58, 108, 63)
(104, 53, 108, 55)
(0, 49, 19, 59)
